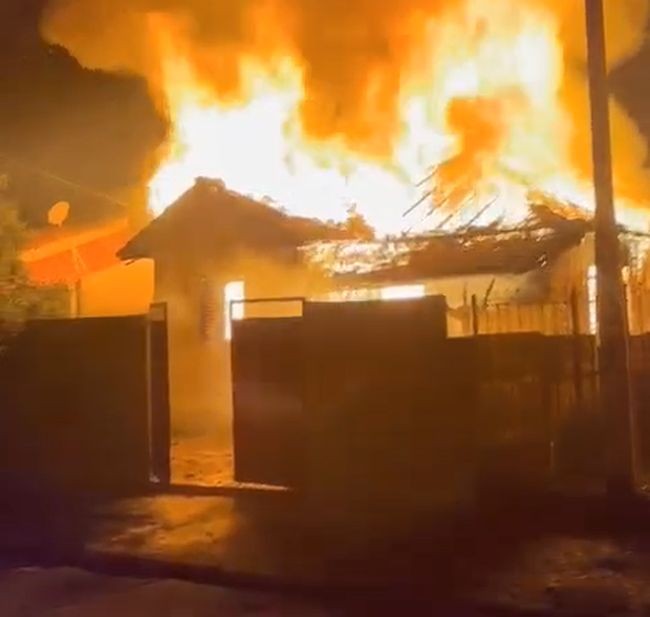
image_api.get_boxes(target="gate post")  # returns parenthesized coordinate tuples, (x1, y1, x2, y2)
(147, 303, 171, 486)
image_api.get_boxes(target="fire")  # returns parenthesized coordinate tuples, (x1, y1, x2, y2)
(149, 49, 423, 234)
(147, 0, 649, 234)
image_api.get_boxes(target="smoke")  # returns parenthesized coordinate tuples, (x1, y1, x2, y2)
(40, 0, 446, 157)
(551, 0, 650, 204)
(549, 0, 649, 67)
(40, 0, 650, 201)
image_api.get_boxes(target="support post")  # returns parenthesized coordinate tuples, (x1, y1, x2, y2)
(585, 0, 636, 495)
(570, 290, 585, 408)
(471, 294, 479, 336)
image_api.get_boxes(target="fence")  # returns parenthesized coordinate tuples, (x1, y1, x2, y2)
(627, 285, 650, 335)
(630, 335, 650, 470)
(231, 296, 603, 502)
(448, 297, 574, 337)
(229, 291, 650, 503)
(0, 308, 170, 493)
(454, 285, 650, 338)
(470, 333, 599, 483)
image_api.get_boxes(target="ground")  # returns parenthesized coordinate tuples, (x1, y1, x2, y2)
(8, 436, 650, 617)
(7, 482, 650, 615)
(79, 491, 650, 614)
(171, 435, 233, 486)
(0, 567, 330, 616)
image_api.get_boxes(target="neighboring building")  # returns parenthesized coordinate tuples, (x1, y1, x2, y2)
(22, 218, 154, 317)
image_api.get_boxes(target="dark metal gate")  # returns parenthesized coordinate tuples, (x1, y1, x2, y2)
(231, 315, 304, 486)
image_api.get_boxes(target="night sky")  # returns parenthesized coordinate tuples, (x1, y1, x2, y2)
(0, 0, 648, 227)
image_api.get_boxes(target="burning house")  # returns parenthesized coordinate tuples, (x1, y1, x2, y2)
(47, 0, 650, 337)
(119, 172, 650, 447)
(43, 0, 650, 472)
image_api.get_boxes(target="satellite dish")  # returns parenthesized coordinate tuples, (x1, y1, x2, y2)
(48, 201, 70, 227)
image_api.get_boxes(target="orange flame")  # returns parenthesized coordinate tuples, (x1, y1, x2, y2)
(148, 0, 649, 234)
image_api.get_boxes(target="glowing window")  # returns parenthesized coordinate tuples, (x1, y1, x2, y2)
(224, 281, 245, 341)
(380, 284, 426, 301)
(587, 265, 597, 335)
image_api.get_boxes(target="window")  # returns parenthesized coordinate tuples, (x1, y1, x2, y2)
(224, 281, 245, 341)
(380, 284, 426, 301)
(323, 284, 427, 303)
(587, 265, 597, 335)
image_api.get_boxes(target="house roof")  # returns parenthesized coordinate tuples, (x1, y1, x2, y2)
(22, 219, 132, 286)
(118, 178, 353, 261)
(303, 200, 595, 282)
(116, 179, 644, 282)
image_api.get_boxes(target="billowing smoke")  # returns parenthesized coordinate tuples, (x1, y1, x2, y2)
(551, 0, 650, 203)
(40, 0, 452, 157)
(40, 0, 650, 206)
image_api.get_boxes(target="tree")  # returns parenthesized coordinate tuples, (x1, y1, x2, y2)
(0, 197, 34, 322)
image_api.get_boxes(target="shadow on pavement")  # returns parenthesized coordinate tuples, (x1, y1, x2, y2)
(4, 477, 650, 613)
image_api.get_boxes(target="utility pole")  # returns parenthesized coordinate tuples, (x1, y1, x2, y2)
(585, 0, 636, 495)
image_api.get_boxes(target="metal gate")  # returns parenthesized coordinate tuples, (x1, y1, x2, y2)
(231, 314, 304, 486)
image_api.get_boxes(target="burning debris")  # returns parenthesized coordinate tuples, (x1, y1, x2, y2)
(304, 192, 593, 280)
(41, 0, 650, 236)
(302, 239, 422, 277)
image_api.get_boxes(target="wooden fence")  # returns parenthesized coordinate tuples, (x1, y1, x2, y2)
(627, 285, 650, 335)
(448, 284, 650, 338)
(448, 299, 574, 337)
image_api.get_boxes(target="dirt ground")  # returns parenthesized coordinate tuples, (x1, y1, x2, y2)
(170, 436, 234, 487)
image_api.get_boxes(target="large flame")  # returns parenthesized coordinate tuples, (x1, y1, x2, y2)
(41, 0, 650, 234)
(147, 0, 649, 233)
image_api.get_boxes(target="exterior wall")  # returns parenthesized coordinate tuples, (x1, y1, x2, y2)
(423, 272, 533, 306)
(541, 232, 650, 336)
(153, 249, 330, 439)
(22, 219, 154, 320)
(546, 233, 650, 336)
(78, 258, 155, 317)
(510, 236, 596, 335)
